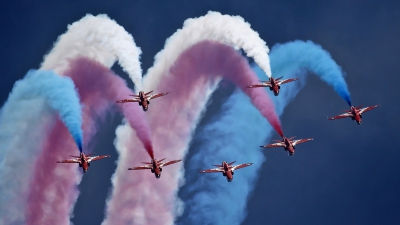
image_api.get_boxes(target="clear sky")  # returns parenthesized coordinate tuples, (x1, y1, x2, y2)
(1, 1, 399, 224)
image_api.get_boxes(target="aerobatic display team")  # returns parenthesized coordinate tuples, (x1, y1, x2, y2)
(0, 12, 380, 225)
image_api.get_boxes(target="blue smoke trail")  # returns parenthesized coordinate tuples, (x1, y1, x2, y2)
(0, 69, 83, 223)
(31, 70, 83, 151)
(271, 40, 352, 106)
(4, 70, 83, 152)
(178, 40, 351, 224)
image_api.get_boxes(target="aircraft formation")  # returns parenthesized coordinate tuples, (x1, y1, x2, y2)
(57, 83, 380, 182)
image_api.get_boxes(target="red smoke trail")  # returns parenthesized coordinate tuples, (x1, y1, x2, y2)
(103, 40, 282, 224)
(66, 58, 154, 159)
(166, 40, 283, 136)
(26, 57, 153, 224)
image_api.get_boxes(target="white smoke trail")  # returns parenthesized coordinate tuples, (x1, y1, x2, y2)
(41, 14, 143, 90)
(144, 11, 271, 91)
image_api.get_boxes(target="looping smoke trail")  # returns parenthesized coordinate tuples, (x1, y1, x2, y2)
(26, 57, 153, 224)
(67, 57, 154, 158)
(0, 69, 83, 224)
(270, 40, 352, 106)
(145, 11, 272, 91)
(103, 40, 281, 225)
(178, 40, 353, 224)
(1, 14, 146, 224)
(40, 14, 143, 91)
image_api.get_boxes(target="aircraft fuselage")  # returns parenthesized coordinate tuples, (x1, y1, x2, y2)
(269, 78, 280, 96)
(150, 160, 162, 178)
(282, 137, 295, 156)
(138, 91, 150, 111)
(222, 162, 233, 182)
(79, 153, 89, 173)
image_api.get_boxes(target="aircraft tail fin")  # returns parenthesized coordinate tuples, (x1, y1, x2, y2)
(157, 158, 166, 163)
(228, 161, 236, 166)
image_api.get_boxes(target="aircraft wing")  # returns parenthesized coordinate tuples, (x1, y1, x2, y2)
(200, 167, 224, 173)
(328, 112, 352, 120)
(292, 138, 313, 146)
(128, 165, 152, 170)
(278, 78, 298, 85)
(359, 105, 380, 114)
(160, 159, 182, 167)
(87, 155, 110, 162)
(231, 163, 253, 171)
(260, 142, 286, 148)
(148, 92, 169, 100)
(247, 83, 271, 88)
(57, 159, 80, 163)
(116, 98, 139, 103)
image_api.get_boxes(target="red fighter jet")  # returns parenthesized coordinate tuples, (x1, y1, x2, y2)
(200, 161, 253, 182)
(247, 76, 298, 96)
(328, 105, 380, 125)
(57, 152, 110, 173)
(261, 136, 313, 156)
(128, 158, 182, 179)
(116, 90, 168, 111)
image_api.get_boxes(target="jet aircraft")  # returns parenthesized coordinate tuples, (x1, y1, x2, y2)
(200, 161, 253, 182)
(261, 136, 313, 156)
(128, 158, 182, 179)
(247, 76, 298, 96)
(57, 152, 110, 173)
(116, 90, 169, 111)
(328, 105, 380, 125)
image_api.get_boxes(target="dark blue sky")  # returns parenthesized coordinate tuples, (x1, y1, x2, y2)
(1, 1, 399, 224)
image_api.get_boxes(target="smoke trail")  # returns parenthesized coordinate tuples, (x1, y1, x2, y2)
(67, 57, 154, 158)
(103, 40, 281, 225)
(145, 11, 272, 92)
(178, 40, 353, 224)
(35, 70, 83, 152)
(26, 57, 152, 224)
(102, 11, 277, 222)
(40, 14, 143, 91)
(0, 69, 83, 223)
(270, 40, 352, 106)
(0, 14, 145, 224)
